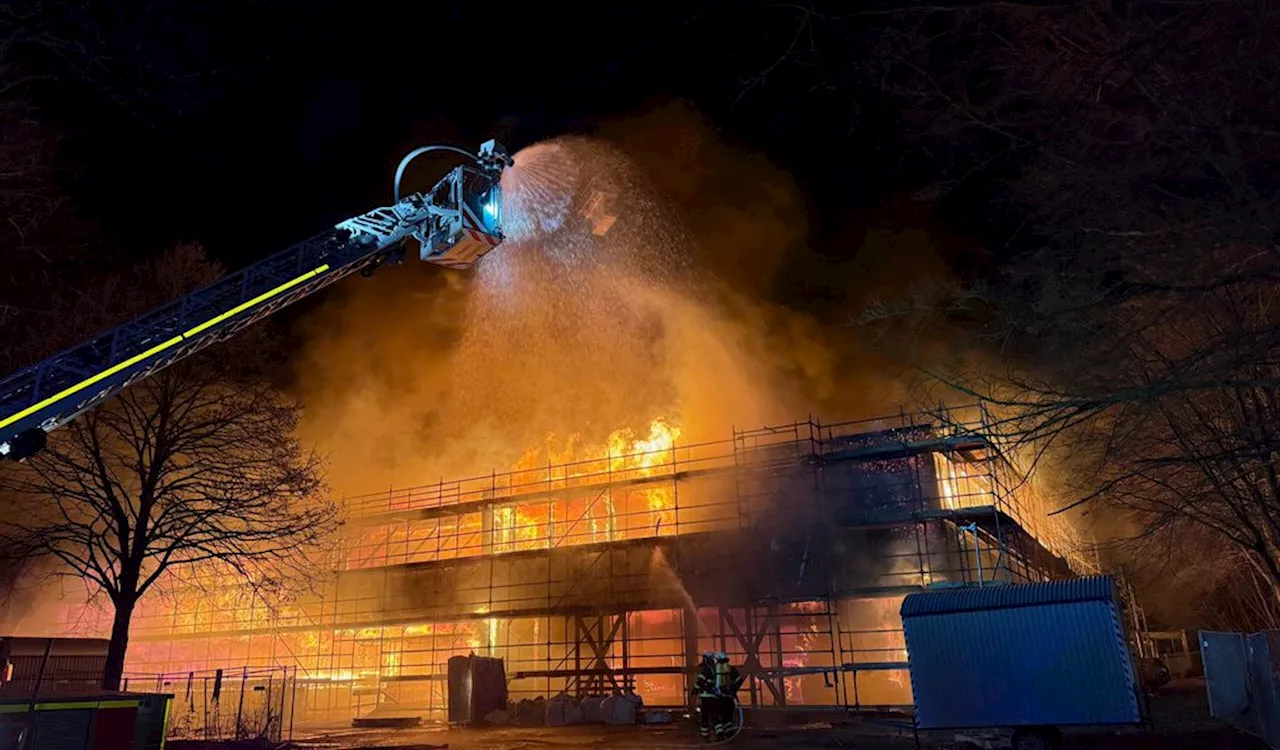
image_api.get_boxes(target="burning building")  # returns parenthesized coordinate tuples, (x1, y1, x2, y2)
(90, 131, 1103, 730)
(118, 407, 1094, 726)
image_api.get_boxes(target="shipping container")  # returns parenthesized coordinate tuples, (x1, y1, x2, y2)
(901, 576, 1142, 733)
(0, 637, 109, 698)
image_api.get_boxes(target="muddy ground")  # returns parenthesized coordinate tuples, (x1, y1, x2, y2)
(178, 681, 1265, 750)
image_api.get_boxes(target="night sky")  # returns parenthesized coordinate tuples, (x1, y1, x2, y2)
(40, 2, 892, 275)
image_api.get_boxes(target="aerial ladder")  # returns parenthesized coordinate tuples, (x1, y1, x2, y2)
(0, 140, 514, 460)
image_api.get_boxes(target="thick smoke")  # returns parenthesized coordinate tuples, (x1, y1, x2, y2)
(0, 557, 105, 636)
(297, 104, 924, 496)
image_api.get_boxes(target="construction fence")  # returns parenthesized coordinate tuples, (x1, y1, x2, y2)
(123, 667, 298, 742)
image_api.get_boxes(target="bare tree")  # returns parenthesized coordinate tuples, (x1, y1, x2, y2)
(1125, 524, 1280, 632)
(844, 1, 1280, 625)
(0, 55, 90, 350)
(0, 245, 332, 689)
(0, 363, 335, 688)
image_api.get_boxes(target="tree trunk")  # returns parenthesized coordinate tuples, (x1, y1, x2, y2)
(102, 598, 136, 691)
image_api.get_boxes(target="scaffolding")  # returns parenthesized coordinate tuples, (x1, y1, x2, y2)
(120, 409, 1095, 725)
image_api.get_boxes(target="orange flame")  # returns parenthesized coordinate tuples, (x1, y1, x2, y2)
(495, 417, 682, 550)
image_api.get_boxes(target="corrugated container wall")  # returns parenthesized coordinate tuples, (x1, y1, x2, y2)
(901, 577, 1142, 729)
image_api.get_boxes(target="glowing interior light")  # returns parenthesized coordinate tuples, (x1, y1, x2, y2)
(483, 199, 498, 217)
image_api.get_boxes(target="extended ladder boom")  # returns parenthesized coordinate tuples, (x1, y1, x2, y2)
(0, 140, 512, 459)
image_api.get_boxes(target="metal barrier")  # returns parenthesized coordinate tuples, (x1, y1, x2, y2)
(1201, 629, 1280, 747)
(123, 667, 297, 742)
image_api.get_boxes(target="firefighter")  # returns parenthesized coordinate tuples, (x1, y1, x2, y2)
(711, 651, 743, 738)
(694, 651, 719, 741)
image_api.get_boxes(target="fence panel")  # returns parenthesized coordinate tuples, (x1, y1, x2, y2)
(1249, 632, 1280, 748)
(1201, 630, 1253, 734)
(126, 667, 297, 742)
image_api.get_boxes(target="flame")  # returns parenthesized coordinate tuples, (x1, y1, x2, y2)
(299, 669, 378, 683)
(492, 417, 682, 551)
(336, 627, 383, 641)
(512, 417, 681, 474)
(123, 419, 693, 679)
(608, 418, 681, 534)
(934, 454, 990, 511)
(606, 417, 681, 473)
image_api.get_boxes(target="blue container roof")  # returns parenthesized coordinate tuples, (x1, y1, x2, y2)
(901, 576, 1115, 618)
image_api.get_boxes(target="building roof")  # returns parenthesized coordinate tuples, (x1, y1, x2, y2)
(0, 689, 171, 707)
(0, 636, 111, 657)
(900, 575, 1116, 618)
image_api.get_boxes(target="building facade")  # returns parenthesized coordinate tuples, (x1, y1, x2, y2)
(119, 410, 1093, 726)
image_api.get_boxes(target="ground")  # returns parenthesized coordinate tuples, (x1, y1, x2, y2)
(174, 681, 1266, 750)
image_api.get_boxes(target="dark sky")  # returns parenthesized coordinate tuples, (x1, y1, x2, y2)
(37, 1, 886, 274)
